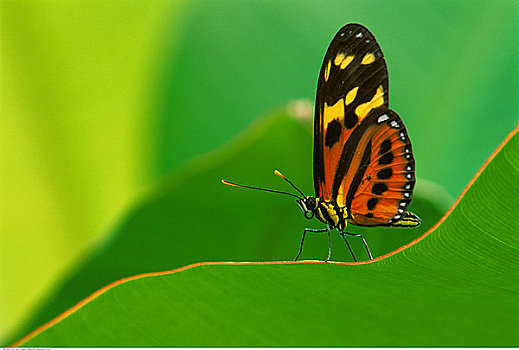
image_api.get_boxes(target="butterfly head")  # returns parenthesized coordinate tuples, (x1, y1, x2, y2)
(297, 196, 317, 219)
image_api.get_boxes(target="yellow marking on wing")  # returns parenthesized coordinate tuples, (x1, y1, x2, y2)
(361, 53, 375, 65)
(355, 85, 384, 119)
(334, 53, 346, 66)
(324, 60, 331, 81)
(323, 98, 345, 128)
(340, 55, 354, 69)
(345, 87, 359, 106)
(335, 192, 345, 207)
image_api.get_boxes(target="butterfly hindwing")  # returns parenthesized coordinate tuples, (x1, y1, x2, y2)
(314, 23, 389, 201)
(344, 109, 419, 227)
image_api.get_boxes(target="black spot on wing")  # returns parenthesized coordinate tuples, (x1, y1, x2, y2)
(379, 139, 392, 155)
(344, 113, 358, 129)
(377, 168, 392, 179)
(366, 197, 378, 210)
(378, 151, 394, 165)
(325, 119, 342, 148)
(371, 183, 388, 195)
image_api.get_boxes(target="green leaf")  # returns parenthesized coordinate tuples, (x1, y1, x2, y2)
(10, 109, 446, 344)
(15, 122, 517, 346)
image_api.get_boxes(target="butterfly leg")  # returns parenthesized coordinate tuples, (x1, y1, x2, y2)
(339, 232, 357, 262)
(325, 227, 332, 263)
(343, 231, 373, 260)
(295, 228, 328, 261)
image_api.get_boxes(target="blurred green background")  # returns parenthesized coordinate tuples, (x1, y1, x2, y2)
(1, 0, 517, 344)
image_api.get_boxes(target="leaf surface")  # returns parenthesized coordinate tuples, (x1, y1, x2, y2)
(16, 127, 519, 347)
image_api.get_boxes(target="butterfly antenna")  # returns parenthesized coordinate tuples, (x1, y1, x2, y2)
(274, 170, 306, 198)
(221, 180, 302, 199)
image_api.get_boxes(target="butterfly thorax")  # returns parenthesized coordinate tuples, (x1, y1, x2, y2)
(297, 196, 348, 231)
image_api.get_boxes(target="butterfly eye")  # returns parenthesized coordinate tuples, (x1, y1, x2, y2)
(306, 197, 317, 210)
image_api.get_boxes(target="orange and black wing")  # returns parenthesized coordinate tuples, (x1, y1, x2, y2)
(313, 23, 420, 227)
(334, 108, 420, 226)
(314, 23, 388, 201)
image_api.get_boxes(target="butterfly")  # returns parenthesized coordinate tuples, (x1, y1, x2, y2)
(222, 23, 421, 262)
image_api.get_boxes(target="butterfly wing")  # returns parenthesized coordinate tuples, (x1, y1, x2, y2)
(314, 23, 389, 201)
(313, 24, 420, 227)
(335, 108, 420, 227)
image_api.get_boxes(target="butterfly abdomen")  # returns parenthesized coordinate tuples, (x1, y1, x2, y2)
(386, 211, 422, 227)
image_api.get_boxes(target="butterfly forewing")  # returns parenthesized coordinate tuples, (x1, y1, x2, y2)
(314, 24, 389, 201)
